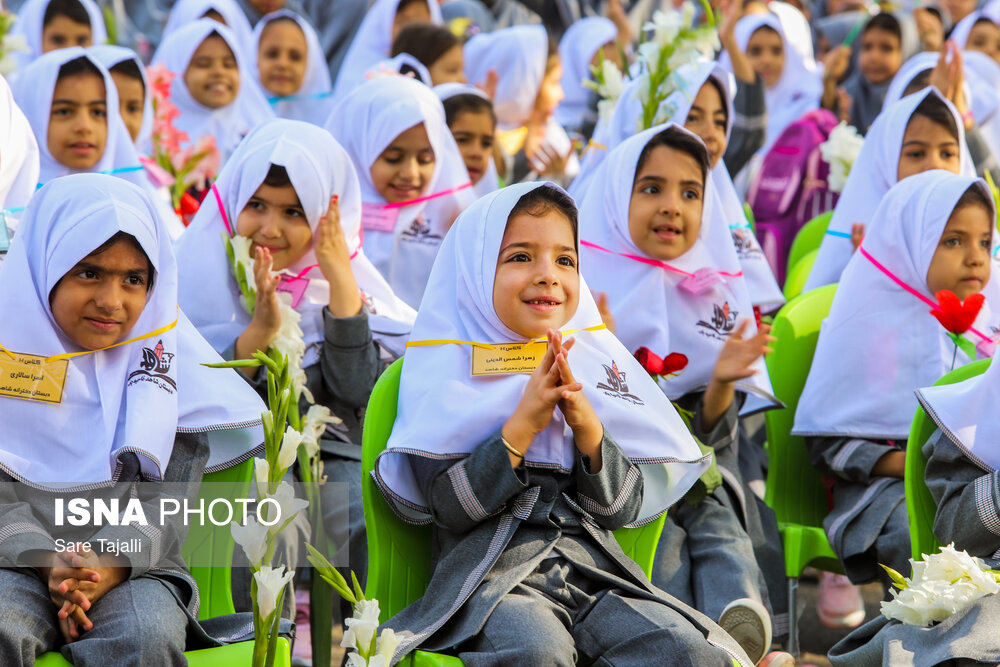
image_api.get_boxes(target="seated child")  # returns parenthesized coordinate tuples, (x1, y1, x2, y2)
(794, 169, 998, 592)
(807, 88, 973, 290)
(90, 45, 151, 147)
(578, 123, 787, 662)
(251, 10, 333, 125)
(325, 75, 475, 308)
(436, 83, 500, 197)
(950, 10, 1000, 64)
(391, 22, 465, 86)
(0, 174, 266, 666)
(373, 181, 754, 666)
(150, 19, 273, 162)
(10, 0, 106, 70)
(820, 171, 1000, 666)
(161, 0, 256, 58)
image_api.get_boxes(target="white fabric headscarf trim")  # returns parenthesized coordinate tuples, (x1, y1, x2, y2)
(0, 73, 39, 227)
(0, 174, 265, 488)
(795, 170, 1000, 439)
(324, 75, 474, 308)
(176, 119, 416, 363)
(331, 0, 443, 99)
(464, 24, 548, 131)
(89, 44, 153, 149)
(150, 19, 275, 163)
(161, 0, 256, 58)
(806, 88, 975, 290)
(373, 181, 710, 526)
(578, 122, 779, 408)
(435, 82, 501, 198)
(554, 16, 618, 131)
(949, 9, 1000, 51)
(250, 10, 333, 126)
(8, 0, 107, 72)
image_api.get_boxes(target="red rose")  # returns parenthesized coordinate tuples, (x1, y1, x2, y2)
(661, 352, 689, 374)
(634, 347, 664, 376)
(930, 290, 984, 335)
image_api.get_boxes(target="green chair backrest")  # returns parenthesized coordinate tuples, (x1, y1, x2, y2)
(905, 358, 991, 561)
(783, 249, 818, 302)
(786, 211, 832, 280)
(764, 285, 837, 531)
(361, 358, 667, 621)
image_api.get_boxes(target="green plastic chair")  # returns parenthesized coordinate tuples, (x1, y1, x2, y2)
(782, 249, 818, 302)
(362, 358, 672, 666)
(37, 458, 291, 667)
(786, 211, 832, 280)
(905, 359, 991, 563)
(762, 284, 841, 656)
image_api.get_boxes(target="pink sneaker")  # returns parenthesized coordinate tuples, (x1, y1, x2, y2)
(817, 572, 865, 629)
(293, 588, 312, 663)
(758, 651, 795, 667)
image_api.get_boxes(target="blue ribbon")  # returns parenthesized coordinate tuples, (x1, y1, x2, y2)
(825, 229, 852, 239)
(267, 91, 334, 104)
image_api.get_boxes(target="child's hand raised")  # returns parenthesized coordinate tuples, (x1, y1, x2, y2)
(712, 320, 774, 384)
(315, 195, 363, 318)
(251, 246, 281, 337)
(550, 331, 604, 467)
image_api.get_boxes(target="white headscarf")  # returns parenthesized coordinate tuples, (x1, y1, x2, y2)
(464, 24, 547, 132)
(372, 181, 711, 525)
(89, 44, 153, 149)
(435, 82, 501, 198)
(554, 16, 618, 132)
(578, 123, 779, 407)
(724, 12, 822, 156)
(11, 47, 186, 239)
(324, 75, 474, 309)
(0, 174, 265, 488)
(806, 88, 975, 291)
(150, 19, 275, 163)
(794, 170, 1000, 439)
(948, 9, 1000, 51)
(161, 0, 256, 58)
(250, 10, 333, 126)
(368, 52, 432, 86)
(331, 0, 443, 99)
(176, 119, 416, 363)
(8, 0, 107, 72)
(0, 74, 39, 230)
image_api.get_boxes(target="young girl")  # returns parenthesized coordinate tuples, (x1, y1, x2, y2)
(577, 123, 788, 662)
(90, 45, 151, 147)
(0, 174, 266, 665)
(373, 181, 754, 666)
(390, 22, 465, 86)
(806, 88, 975, 290)
(251, 10, 333, 126)
(9, 0, 106, 71)
(436, 82, 500, 197)
(794, 170, 999, 642)
(465, 25, 579, 186)
(11, 47, 186, 239)
(325, 75, 474, 308)
(553, 16, 619, 136)
(160, 0, 256, 58)
(0, 74, 40, 244)
(150, 19, 274, 163)
(949, 9, 1000, 64)
(332, 0, 443, 98)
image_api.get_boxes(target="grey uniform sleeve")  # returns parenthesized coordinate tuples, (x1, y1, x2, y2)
(410, 431, 530, 534)
(675, 390, 741, 454)
(923, 429, 1000, 559)
(319, 307, 381, 410)
(965, 125, 1000, 184)
(573, 430, 643, 530)
(0, 484, 57, 568)
(805, 436, 898, 485)
(723, 76, 768, 177)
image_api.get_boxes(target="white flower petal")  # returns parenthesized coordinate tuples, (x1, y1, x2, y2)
(254, 565, 294, 620)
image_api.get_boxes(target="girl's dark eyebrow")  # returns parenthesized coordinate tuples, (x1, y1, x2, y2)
(73, 261, 149, 277)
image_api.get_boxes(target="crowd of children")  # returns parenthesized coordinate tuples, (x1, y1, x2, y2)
(2, 0, 1000, 665)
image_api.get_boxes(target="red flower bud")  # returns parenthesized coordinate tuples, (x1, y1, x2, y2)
(661, 352, 689, 374)
(634, 346, 664, 376)
(930, 290, 984, 335)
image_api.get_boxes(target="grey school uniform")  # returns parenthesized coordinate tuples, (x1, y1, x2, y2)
(653, 391, 787, 636)
(382, 429, 754, 666)
(0, 433, 264, 667)
(828, 429, 1000, 666)
(805, 435, 911, 584)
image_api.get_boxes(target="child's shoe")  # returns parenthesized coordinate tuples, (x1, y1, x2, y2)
(758, 651, 796, 667)
(717, 597, 772, 665)
(817, 571, 866, 629)
(291, 588, 312, 667)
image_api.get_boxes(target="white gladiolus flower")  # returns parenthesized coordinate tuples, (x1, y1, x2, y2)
(680, 2, 695, 28)
(819, 122, 865, 193)
(0, 54, 15, 76)
(342, 599, 382, 652)
(301, 404, 342, 459)
(254, 457, 270, 498)
(376, 628, 399, 661)
(637, 41, 660, 72)
(600, 59, 624, 100)
(230, 518, 269, 567)
(229, 234, 257, 291)
(345, 655, 369, 667)
(881, 544, 1000, 627)
(264, 480, 309, 534)
(277, 426, 302, 472)
(645, 9, 682, 44)
(254, 565, 294, 620)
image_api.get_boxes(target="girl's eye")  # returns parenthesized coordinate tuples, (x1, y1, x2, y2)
(125, 275, 146, 286)
(941, 149, 957, 159)
(224, 59, 237, 69)
(92, 108, 107, 118)
(715, 119, 727, 129)
(556, 255, 576, 267)
(980, 239, 992, 249)
(905, 150, 925, 159)
(683, 188, 701, 200)
(481, 138, 493, 149)
(508, 252, 530, 262)
(454, 135, 470, 145)
(640, 184, 659, 195)
(52, 107, 72, 117)
(285, 208, 304, 218)
(247, 200, 265, 211)
(418, 155, 435, 166)
(77, 269, 98, 280)
(685, 112, 698, 124)
(943, 237, 960, 247)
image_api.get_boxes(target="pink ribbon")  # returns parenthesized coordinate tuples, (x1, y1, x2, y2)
(212, 182, 232, 237)
(378, 181, 474, 210)
(580, 240, 744, 279)
(859, 245, 992, 343)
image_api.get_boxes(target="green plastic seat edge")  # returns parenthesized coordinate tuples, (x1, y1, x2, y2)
(786, 211, 832, 280)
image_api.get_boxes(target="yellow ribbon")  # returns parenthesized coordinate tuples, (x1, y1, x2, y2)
(0, 313, 180, 363)
(406, 324, 607, 351)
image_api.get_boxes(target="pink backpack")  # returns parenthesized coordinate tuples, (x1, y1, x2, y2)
(748, 109, 840, 285)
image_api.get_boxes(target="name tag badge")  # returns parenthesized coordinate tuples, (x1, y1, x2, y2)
(471, 341, 547, 376)
(361, 203, 399, 233)
(0, 351, 68, 404)
(276, 276, 309, 309)
(679, 267, 723, 295)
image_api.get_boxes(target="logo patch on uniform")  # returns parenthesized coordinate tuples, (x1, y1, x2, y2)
(731, 228, 763, 259)
(127, 340, 176, 391)
(697, 302, 738, 340)
(595, 361, 644, 405)
(400, 215, 442, 245)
